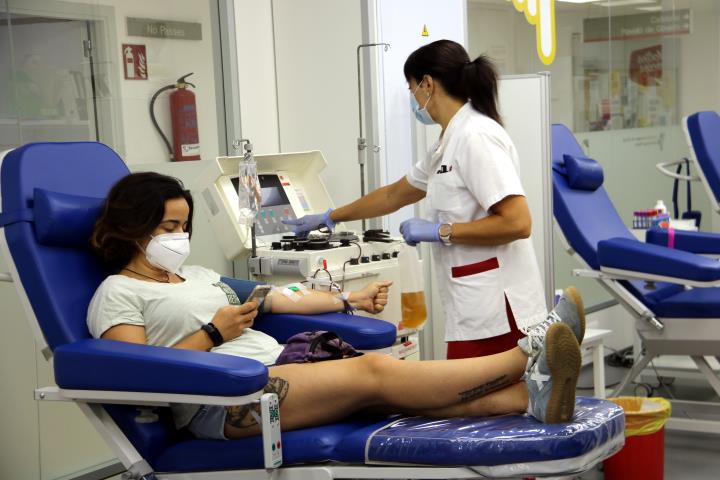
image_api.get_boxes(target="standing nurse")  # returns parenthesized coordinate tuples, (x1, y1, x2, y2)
(284, 40, 547, 359)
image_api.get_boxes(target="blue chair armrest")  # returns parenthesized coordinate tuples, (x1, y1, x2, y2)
(54, 339, 268, 396)
(254, 312, 397, 350)
(597, 237, 720, 283)
(646, 227, 720, 255)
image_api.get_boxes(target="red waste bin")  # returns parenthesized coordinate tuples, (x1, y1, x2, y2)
(604, 397, 671, 480)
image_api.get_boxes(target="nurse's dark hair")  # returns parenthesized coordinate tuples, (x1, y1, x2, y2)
(403, 39, 502, 125)
(91, 172, 194, 271)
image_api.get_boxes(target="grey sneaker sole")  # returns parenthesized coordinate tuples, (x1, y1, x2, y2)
(564, 286, 586, 344)
(545, 323, 581, 423)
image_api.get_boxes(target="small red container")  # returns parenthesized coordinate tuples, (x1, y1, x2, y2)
(604, 426, 665, 480)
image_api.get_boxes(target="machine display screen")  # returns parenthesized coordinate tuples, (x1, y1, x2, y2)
(231, 174, 290, 207)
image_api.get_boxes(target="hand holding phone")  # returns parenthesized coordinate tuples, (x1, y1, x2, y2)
(245, 285, 273, 305)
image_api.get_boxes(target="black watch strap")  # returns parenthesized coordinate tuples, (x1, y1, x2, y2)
(201, 322, 224, 347)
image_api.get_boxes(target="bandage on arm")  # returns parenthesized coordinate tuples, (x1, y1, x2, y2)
(268, 284, 349, 315)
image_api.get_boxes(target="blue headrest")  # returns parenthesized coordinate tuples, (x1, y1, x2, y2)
(563, 154, 604, 191)
(34, 189, 105, 247)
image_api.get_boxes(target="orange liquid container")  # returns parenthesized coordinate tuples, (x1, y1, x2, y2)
(401, 291, 428, 329)
(397, 244, 427, 330)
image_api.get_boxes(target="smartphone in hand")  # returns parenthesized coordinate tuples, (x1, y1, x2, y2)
(245, 285, 273, 305)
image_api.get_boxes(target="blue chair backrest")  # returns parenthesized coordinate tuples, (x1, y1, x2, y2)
(552, 125, 685, 311)
(685, 111, 720, 206)
(551, 124, 635, 270)
(0, 142, 129, 351)
(0, 142, 188, 464)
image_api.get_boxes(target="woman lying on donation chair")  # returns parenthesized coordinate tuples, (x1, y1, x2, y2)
(87, 172, 587, 440)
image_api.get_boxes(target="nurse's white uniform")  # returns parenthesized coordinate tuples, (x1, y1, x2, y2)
(406, 103, 547, 341)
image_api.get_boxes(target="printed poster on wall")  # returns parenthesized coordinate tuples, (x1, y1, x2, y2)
(122, 44, 148, 80)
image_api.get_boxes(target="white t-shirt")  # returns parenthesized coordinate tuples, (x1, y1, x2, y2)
(407, 103, 547, 341)
(87, 265, 284, 427)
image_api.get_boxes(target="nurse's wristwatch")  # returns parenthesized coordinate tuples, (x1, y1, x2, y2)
(438, 223, 453, 246)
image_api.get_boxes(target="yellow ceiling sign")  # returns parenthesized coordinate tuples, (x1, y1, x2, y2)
(509, 0, 556, 65)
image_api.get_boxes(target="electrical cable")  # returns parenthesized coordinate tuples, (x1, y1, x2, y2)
(311, 268, 333, 291)
(341, 241, 363, 291)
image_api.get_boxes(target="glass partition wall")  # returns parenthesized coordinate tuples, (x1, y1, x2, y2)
(468, 0, 720, 308)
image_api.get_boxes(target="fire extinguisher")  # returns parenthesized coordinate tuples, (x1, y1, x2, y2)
(149, 73, 200, 161)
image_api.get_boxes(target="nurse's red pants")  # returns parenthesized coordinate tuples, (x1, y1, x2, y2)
(446, 296, 525, 359)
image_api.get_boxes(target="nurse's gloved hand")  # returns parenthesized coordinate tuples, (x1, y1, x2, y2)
(399, 218, 440, 246)
(282, 208, 335, 238)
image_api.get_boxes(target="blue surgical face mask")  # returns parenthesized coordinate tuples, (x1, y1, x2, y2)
(410, 80, 434, 125)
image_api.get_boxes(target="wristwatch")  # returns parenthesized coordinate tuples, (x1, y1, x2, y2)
(439, 223, 453, 246)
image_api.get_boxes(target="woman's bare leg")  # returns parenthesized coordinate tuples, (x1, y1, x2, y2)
(406, 381, 528, 418)
(225, 346, 528, 438)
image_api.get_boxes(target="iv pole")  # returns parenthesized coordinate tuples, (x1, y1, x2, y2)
(356, 43, 390, 232)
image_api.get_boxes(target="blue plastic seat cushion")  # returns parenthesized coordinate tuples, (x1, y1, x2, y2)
(153, 415, 395, 472)
(646, 227, 720, 255)
(149, 397, 622, 473)
(598, 237, 720, 283)
(365, 397, 623, 466)
(651, 287, 720, 318)
(255, 312, 397, 350)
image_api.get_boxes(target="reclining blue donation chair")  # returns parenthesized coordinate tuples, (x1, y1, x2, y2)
(553, 124, 720, 435)
(0, 142, 624, 479)
(682, 111, 720, 218)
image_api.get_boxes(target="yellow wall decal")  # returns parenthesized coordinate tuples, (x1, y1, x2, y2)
(509, 0, 556, 65)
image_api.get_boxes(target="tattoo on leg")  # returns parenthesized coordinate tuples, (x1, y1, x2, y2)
(458, 375, 510, 402)
(225, 376, 290, 429)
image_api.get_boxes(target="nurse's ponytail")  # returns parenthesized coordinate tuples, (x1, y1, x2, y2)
(403, 39, 502, 125)
(461, 56, 502, 126)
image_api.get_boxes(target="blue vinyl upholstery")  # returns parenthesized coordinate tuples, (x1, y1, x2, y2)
(686, 111, 720, 204)
(552, 124, 720, 318)
(646, 227, 720, 254)
(33, 189, 105, 247)
(1, 142, 128, 350)
(598, 237, 720, 283)
(563, 154, 604, 191)
(551, 125, 636, 271)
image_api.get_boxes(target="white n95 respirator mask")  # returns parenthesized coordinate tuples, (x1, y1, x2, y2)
(144, 232, 190, 274)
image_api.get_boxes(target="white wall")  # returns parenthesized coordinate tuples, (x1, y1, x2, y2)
(271, 0, 365, 232)
(235, 0, 280, 154)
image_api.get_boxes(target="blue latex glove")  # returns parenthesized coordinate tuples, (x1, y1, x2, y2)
(282, 208, 335, 238)
(399, 218, 441, 246)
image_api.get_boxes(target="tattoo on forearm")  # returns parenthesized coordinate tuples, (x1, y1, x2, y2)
(458, 375, 510, 402)
(225, 376, 290, 429)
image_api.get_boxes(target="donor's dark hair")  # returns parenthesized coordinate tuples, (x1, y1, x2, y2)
(91, 172, 193, 271)
(403, 39, 502, 125)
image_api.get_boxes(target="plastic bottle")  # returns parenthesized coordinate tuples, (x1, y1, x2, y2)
(654, 200, 667, 214)
(397, 244, 427, 329)
(237, 148, 261, 226)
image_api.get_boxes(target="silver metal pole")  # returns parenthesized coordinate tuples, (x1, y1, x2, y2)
(356, 43, 389, 232)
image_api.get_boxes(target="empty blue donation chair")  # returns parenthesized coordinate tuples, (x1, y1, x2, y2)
(553, 124, 720, 435)
(0, 142, 624, 479)
(684, 111, 720, 216)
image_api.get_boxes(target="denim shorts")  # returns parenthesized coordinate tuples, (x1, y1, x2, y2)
(187, 405, 228, 440)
